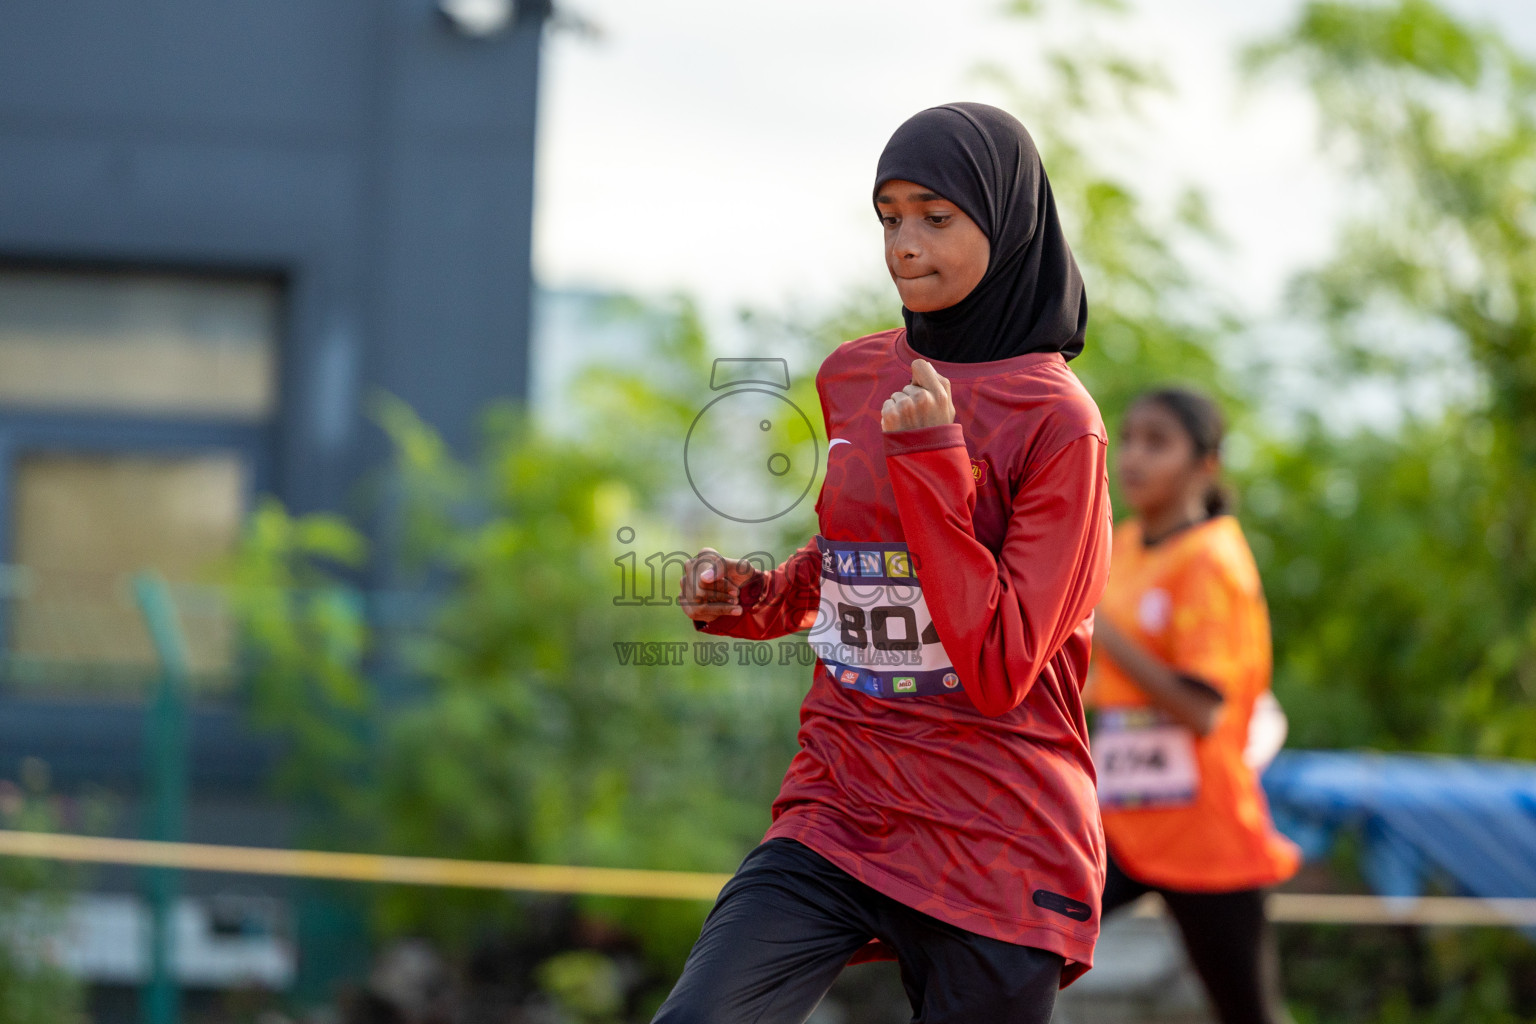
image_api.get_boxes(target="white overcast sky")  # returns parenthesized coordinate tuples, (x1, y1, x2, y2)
(532, 0, 1536, 323)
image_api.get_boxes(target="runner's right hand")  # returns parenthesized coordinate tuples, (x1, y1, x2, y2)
(680, 548, 756, 623)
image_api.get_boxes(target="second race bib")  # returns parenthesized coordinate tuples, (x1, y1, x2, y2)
(1092, 708, 1200, 809)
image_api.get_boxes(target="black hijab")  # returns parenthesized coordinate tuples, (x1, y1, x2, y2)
(873, 102, 1087, 363)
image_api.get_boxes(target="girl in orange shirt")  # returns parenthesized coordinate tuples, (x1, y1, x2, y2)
(1087, 387, 1300, 1024)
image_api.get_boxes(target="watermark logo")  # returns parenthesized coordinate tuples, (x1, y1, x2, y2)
(610, 530, 931, 667)
(612, 527, 776, 607)
(610, 639, 927, 669)
(683, 358, 820, 524)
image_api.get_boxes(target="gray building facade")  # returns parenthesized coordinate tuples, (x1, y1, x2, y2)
(0, 0, 551, 1015)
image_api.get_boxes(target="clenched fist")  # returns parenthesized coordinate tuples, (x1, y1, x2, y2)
(881, 359, 955, 432)
(678, 547, 758, 623)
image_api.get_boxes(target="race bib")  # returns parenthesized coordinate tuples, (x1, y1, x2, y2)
(808, 537, 963, 699)
(1092, 708, 1199, 809)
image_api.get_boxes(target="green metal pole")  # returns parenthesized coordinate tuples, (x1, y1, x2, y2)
(134, 573, 190, 1024)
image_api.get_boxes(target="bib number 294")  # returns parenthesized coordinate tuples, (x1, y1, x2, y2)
(1092, 712, 1199, 809)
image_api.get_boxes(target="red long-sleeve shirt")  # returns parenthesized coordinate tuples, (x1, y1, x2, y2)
(698, 327, 1112, 982)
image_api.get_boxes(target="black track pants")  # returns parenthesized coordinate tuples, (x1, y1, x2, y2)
(1101, 853, 1287, 1024)
(653, 838, 1063, 1024)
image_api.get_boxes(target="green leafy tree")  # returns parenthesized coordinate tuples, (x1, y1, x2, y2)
(987, 0, 1243, 431)
(367, 394, 808, 961)
(225, 501, 372, 813)
(1239, 2, 1536, 1021)
(227, 302, 822, 988)
(1247, 0, 1536, 757)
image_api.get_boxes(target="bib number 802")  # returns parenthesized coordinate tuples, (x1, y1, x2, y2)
(837, 602, 940, 651)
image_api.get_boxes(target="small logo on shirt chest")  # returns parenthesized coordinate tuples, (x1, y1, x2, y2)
(1138, 588, 1173, 634)
(970, 458, 991, 486)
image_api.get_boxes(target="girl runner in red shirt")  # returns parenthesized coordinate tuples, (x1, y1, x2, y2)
(659, 103, 1113, 1024)
(1087, 387, 1301, 1024)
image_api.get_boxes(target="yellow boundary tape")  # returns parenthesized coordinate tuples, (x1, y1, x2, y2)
(0, 830, 729, 902)
(2, 830, 1535, 926)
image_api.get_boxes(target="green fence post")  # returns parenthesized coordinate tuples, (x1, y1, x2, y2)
(134, 573, 190, 1024)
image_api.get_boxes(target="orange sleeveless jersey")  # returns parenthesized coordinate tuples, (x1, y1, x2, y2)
(1087, 516, 1300, 892)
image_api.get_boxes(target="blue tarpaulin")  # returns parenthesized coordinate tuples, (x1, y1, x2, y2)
(1262, 750, 1536, 901)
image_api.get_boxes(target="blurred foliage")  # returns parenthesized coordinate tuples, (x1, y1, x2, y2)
(225, 501, 371, 813)
(981, 0, 1239, 429)
(535, 950, 627, 1024)
(1245, 0, 1536, 758)
(0, 759, 88, 1024)
(367, 391, 808, 966)
(1242, 1, 1536, 1020)
(1281, 924, 1536, 1024)
(227, 301, 822, 1002)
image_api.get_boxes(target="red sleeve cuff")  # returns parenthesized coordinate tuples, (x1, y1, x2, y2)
(881, 422, 966, 457)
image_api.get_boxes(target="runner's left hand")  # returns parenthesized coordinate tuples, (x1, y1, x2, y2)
(881, 359, 955, 432)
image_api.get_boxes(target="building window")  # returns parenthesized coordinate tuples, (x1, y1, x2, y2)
(0, 270, 278, 420)
(0, 267, 281, 690)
